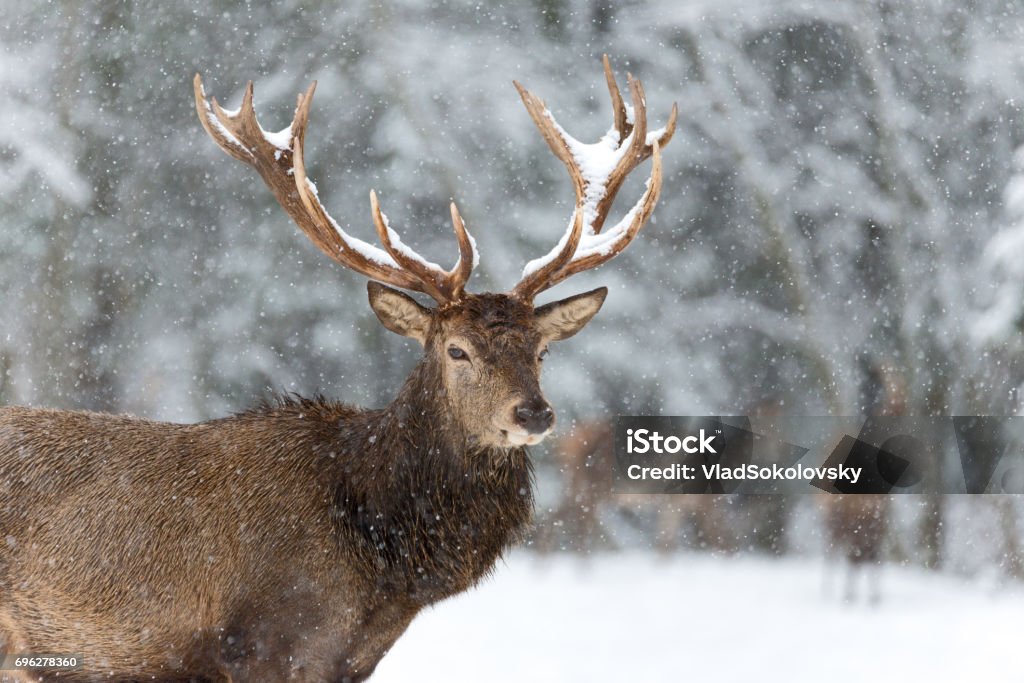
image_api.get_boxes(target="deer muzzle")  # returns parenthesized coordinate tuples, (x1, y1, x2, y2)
(513, 398, 555, 435)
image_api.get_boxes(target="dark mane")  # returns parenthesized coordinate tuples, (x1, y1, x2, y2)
(231, 391, 354, 420)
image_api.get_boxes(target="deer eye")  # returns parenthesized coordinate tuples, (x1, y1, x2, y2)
(448, 346, 469, 360)
(538, 348, 549, 361)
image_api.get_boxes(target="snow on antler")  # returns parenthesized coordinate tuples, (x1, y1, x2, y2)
(194, 74, 477, 304)
(511, 56, 676, 301)
(521, 116, 649, 277)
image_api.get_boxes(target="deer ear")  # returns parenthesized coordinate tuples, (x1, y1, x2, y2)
(367, 282, 432, 345)
(534, 287, 608, 342)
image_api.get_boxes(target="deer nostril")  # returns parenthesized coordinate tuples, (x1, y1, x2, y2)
(537, 406, 554, 428)
(513, 402, 554, 434)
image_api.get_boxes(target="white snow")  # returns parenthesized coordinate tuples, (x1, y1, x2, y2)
(520, 110, 657, 279)
(201, 81, 288, 153)
(303, 179, 400, 268)
(0, 42, 91, 207)
(974, 146, 1024, 346)
(203, 84, 460, 277)
(465, 228, 480, 269)
(375, 552, 1023, 683)
(262, 124, 292, 151)
(199, 94, 250, 160)
(645, 125, 667, 146)
(377, 207, 445, 271)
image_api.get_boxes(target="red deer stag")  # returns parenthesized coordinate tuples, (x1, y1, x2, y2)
(0, 57, 675, 682)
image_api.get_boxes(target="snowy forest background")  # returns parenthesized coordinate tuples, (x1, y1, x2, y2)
(2, 0, 1024, 628)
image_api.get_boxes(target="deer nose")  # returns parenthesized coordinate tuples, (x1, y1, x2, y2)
(514, 401, 554, 434)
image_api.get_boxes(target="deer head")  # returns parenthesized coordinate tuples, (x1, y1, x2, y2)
(193, 56, 676, 449)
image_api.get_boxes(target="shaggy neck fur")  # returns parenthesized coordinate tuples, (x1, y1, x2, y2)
(326, 355, 535, 604)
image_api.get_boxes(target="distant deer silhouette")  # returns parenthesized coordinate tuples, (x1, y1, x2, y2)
(820, 360, 902, 603)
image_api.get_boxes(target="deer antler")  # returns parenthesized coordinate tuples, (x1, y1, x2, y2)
(193, 75, 478, 304)
(510, 55, 677, 301)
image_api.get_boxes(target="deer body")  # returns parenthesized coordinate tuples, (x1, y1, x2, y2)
(0, 361, 531, 681)
(0, 58, 675, 681)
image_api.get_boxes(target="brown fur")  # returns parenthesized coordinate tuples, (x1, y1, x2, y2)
(0, 290, 600, 682)
(432, 293, 547, 447)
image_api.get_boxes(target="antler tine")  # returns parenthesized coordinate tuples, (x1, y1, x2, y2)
(369, 191, 448, 302)
(510, 81, 587, 299)
(512, 81, 586, 202)
(603, 54, 628, 144)
(369, 191, 480, 303)
(510, 57, 676, 301)
(194, 74, 475, 303)
(544, 140, 664, 290)
(590, 71, 646, 234)
(448, 201, 477, 299)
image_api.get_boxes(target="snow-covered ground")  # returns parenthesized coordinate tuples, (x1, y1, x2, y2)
(375, 552, 1023, 682)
